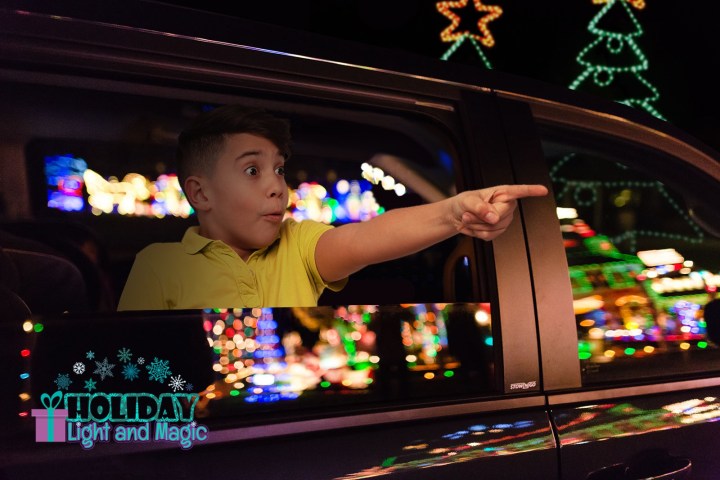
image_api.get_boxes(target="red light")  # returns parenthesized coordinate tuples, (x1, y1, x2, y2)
(20, 349, 30, 357)
(18, 411, 29, 417)
(203, 320, 212, 332)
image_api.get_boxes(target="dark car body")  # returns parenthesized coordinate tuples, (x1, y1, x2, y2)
(1, 2, 719, 479)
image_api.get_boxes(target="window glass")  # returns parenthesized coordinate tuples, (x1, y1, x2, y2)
(2, 81, 502, 426)
(540, 130, 720, 383)
(197, 303, 493, 422)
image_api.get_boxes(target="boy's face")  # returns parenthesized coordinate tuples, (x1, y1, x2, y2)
(198, 133, 288, 259)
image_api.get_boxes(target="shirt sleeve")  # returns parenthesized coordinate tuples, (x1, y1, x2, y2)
(117, 248, 167, 311)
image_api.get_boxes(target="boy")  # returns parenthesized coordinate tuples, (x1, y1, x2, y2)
(118, 105, 547, 310)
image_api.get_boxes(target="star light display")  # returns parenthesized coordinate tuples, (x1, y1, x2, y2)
(569, 0, 664, 120)
(436, 0, 502, 68)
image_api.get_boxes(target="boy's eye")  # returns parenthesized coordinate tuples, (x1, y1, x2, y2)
(244, 166, 259, 176)
(275, 166, 286, 176)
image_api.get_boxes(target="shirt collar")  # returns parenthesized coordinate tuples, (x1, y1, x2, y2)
(181, 227, 215, 254)
(181, 224, 284, 256)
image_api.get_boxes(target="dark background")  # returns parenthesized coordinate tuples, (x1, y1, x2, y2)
(151, 0, 720, 154)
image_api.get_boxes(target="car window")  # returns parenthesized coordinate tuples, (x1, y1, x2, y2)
(1, 79, 507, 427)
(539, 127, 720, 384)
(198, 303, 493, 423)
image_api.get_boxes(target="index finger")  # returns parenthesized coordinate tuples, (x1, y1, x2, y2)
(490, 184, 548, 202)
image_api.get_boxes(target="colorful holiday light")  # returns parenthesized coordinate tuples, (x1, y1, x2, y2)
(44, 154, 193, 218)
(436, 0, 502, 68)
(569, 0, 664, 120)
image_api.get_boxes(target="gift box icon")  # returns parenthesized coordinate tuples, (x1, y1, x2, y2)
(32, 391, 68, 442)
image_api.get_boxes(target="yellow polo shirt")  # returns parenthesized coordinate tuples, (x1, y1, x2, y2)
(117, 219, 346, 310)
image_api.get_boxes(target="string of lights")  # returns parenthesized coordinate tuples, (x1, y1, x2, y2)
(569, 0, 664, 120)
(436, 0, 501, 67)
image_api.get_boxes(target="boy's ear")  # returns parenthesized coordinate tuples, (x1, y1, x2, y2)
(184, 175, 212, 211)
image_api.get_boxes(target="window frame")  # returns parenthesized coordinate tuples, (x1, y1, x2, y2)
(0, 8, 550, 441)
(496, 91, 720, 400)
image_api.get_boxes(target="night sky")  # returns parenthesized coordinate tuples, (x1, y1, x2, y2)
(158, 0, 720, 155)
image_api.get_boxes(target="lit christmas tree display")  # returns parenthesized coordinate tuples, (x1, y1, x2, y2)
(551, 153, 704, 254)
(436, 0, 502, 68)
(569, 0, 665, 120)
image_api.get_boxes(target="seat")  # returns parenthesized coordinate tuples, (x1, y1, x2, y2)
(0, 232, 90, 314)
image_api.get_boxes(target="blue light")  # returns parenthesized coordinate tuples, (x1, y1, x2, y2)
(256, 335, 280, 344)
(45, 154, 87, 212)
(438, 150, 454, 172)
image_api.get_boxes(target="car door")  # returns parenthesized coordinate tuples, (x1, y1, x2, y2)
(494, 89, 720, 478)
(0, 5, 560, 479)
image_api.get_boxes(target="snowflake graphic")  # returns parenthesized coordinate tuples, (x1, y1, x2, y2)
(73, 362, 86, 375)
(86, 350, 95, 360)
(84, 379, 97, 392)
(146, 357, 172, 383)
(54, 373, 72, 390)
(117, 347, 133, 363)
(93, 357, 115, 381)
(185, 383, 194, 392)
(168, 375, 186, 392)
(137, 357, 145, 365)
(122, 363, 140, 381)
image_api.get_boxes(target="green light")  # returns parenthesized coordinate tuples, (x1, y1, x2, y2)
(440, 35, 493, 69)
(569, 0, 664, 120)
(624, 348, 636, 356)
(321, 381, 331, 388)
(579, 352, 592, 360)
(213, 347, 222, 354)
(578, 341, 592, 352)
(484, 337, 493, 347)
(230, 390, 240, 396)
(444, 370, 455, 378)
(365, 378, 373, 384)
(33, 323, 44, 333)
(551, 154, 705, 253)
(698, 341, 708, 349)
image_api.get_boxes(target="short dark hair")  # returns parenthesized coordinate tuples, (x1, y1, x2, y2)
(176, 105, 291, 190)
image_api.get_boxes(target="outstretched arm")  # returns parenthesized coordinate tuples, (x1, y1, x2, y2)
(315, 184, 548, 283)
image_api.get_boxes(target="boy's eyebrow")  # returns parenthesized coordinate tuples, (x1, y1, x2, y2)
(235, 150, 286, 161)
(236, 150, 261, 160)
